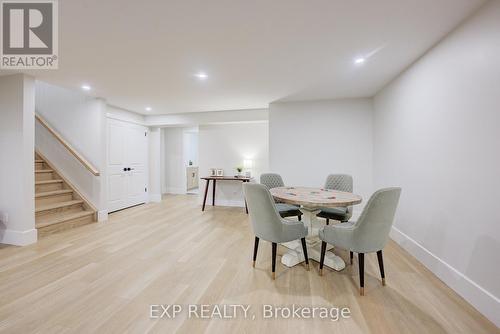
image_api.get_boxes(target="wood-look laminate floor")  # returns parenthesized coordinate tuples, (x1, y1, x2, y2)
(0, 195, 497, 334)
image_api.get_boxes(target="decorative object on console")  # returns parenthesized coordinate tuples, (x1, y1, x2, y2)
(243, 159, 253, 177)
(216, 169, 224, 176)
(209, 168, 217, 176)
(235, 166, 243, 177)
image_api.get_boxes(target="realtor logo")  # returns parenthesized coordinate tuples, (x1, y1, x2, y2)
(1, 0, 58, 69)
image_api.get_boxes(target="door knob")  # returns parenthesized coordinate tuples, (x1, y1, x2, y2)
(123, 167, 127, 171)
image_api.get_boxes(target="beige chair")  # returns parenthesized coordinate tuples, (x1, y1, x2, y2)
(318, 187, 401, 295)
(243, 183, 309, 280)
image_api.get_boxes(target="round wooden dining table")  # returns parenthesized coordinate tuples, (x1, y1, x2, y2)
(270, 186, 362, 271)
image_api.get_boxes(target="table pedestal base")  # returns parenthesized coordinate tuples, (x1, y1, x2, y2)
(281, 208, 346, 271)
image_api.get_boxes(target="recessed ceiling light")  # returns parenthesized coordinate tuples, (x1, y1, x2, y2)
(354, 57, 366, 65)
(145, 106, 152, 111)
(194, 72, 208, 80)
(81, 84, 91, 91)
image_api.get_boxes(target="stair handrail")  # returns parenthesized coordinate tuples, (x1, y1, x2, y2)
(35, 113, 100, 176)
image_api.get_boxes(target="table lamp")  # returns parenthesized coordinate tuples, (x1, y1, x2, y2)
(243, 159, 253, 177)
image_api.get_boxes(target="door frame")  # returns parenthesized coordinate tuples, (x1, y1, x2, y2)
(106, 116, 149, 213)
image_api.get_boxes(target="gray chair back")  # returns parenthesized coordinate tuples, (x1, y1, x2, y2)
(352, 187, 401, 253)
(324, 174, 353, 192)
(324, 174, 353, 220)
(243, 183, 286, 242)
(260, 173, 285, 189)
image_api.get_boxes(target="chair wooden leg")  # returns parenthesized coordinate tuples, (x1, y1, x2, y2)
(319, 241, 327, 276)
(377, 250, 386, 286)
(271, 242, 277, 280)
(298, 214, 301, 221)
(358, 253, 365, 296)
(325, 218, 329, 225)
(252, 237, 259, 267)
(350, 251, 353, 265)
(300, 238, 309, 271)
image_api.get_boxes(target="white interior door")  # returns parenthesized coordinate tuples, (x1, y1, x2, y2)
(107, 118, 148, 213)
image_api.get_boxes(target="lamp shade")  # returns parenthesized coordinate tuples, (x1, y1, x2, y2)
(243, 159, 253, 169)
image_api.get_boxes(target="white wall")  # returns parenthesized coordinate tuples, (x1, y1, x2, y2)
(162, 127, 186, 194)
(269, 99, 373, 210)
(161, 126, 201, 194)
(148, 127, 162, 202)
(146, 108, 268, 127)
(36, 81, 104, 169)
(199, 122, 269, 207)
(183, 130, 199, 167)
(0, 74, 37, 245)
(107, 105, 145, 125)
(373, 0, 500, 326)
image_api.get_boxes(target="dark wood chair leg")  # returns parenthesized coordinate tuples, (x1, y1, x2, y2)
(202, 179, 210, 211)
(319, 241, 327, 276)
(298, 214, 302, 221)
(358, 253, 365, 296)
(271, 242, 277, 280)
(300, 238, 309, 271)
(377, 250, 386, 286)
(326, 218, 329, 225)
(212, 179, 216, 206)
(350, 251, 353, 265)
(244, 180, 249, 214)
(252, 237, 259, 267)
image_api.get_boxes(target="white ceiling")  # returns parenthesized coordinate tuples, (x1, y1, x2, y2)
(3, 0, 485, 115)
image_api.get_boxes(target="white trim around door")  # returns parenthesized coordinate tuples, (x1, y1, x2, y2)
(107, 118, 149, 213)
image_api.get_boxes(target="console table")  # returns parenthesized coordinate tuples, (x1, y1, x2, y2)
(201, 176, 251, 213)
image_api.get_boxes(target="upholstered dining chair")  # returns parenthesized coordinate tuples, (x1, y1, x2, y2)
(318, 187, 401, 296)
(317, 174, 353, 224)
(243, 183, 309, 280)
(260, 173, 302, 221)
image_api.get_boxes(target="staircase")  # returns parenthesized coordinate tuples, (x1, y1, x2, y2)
(35, 152, 97, 237)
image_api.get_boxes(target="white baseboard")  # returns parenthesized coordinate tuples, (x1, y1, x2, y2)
(149, 194, 162, 202)
(217, 199, 245, 207)
(97, 210, 108, 222)
(165, 187, 186, 195)
(199, 198, 245, 208)
(390, 226, 500, 327)
(0, 228, 37, 246)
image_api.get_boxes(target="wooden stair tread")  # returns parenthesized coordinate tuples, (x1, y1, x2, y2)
(35, 179, 63, 185)
(34, 151, 97, 236)
(35, 189, 73, 198)
(36, 210, 94, 228)
(35, 200, 84, 213)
